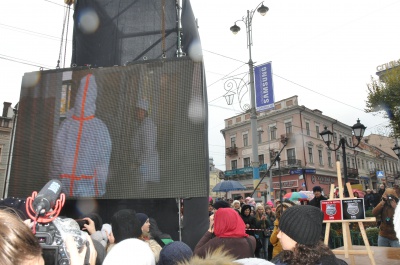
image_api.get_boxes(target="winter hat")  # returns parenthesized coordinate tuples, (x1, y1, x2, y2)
(313, 186, 322, 193)
(266, 201, 273, 207)
(279, 205, 323, 245)
(213, 200, 230, 210)
(158, 241, 193, 265)
(103, 238, 155, 265)
(232, 200, 240, 206)
(136, 213, 149, 227)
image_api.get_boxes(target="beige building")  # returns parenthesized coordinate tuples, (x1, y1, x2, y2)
(209, 158, 223, 201)
(220, 95, 399, 201)
(357, 135, 400, 188)
(0, 102, 15, 198)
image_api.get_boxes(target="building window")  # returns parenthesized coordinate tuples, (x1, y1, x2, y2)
(287, 148, 296, 164)
(231, 160, 237, 170)
(285, 122, 292, 134)
(231, 136, 236, 147)
(243, 133, 248, 147)
(327, 152, 332, 167)
(333, 132, 337, 144)
(259, 154, 264, 165)
(3, 120, 9, 128)
(318, 150, 323, 165)
(347, 158, 350, 168)
(357, 158, 360, 168)
(258, 131, 262, 144)
(308, 147, 313, 163)
(270, 150, 277, 166)
(351, 158, 355, 168)
(361, 159, 365, 169)
(244, 157, 251, 168)
(348, 137, 352, 146)
(336, 154, 340, 162)
(270, 127, 276, 140)
(316, 125, 320, 139)
(306, 121, 310, 136)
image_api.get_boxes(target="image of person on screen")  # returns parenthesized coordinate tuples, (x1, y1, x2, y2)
(50, 74, 112, 197)
(132, 99, 160, 189)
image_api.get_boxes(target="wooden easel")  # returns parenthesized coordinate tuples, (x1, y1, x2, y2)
(323, 162, 376, 265)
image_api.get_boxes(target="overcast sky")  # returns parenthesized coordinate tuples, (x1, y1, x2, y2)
(1, 0, 399, 170)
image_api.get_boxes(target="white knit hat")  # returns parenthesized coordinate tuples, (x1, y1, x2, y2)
(103, 238, 155, 265)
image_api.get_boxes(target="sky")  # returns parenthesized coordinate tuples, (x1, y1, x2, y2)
(1, 0, 400, 171)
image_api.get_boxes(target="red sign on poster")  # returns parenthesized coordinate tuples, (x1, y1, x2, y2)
(321, 200, 342, 221)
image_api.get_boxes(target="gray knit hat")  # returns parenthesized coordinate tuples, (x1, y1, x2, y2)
(158, 241, 193, 265)
(279, 205, 323, 245)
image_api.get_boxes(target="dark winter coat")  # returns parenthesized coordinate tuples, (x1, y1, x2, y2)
(240, 205, 257, 236)
(309, 195, 328, 208)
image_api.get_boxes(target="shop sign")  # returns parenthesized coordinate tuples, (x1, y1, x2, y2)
(273, 180, 298, 189)
(310, 175, 336, 185)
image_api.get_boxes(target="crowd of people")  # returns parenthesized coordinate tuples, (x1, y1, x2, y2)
(0, 184, 399, 265)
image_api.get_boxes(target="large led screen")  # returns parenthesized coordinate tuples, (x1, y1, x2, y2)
(8, 58, 209, 199)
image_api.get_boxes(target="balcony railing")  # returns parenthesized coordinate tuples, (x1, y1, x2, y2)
(226, 146, 238, 156)
(342, 167, 358, 178)
(279, 159, 302, 168)
(224, 164, 268, 178)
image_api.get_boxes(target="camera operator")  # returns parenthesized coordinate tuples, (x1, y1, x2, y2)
(372, 188, 399, 247)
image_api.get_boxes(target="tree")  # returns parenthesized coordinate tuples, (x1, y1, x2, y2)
(366, 66, 400, 137)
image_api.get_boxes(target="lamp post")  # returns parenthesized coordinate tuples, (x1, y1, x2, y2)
(229, 1, 269, 197)
(320, 119, 366, 196)
(392, 144, 400, 159)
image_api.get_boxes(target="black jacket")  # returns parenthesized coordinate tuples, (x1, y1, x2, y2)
(240, 205, 257, 236)
(309, 195, 328, 208)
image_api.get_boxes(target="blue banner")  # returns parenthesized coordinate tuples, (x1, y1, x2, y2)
(254, 62, 274, 111)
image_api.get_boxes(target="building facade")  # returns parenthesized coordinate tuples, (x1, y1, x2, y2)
(220, 95, 399, 201)
(0, 102, 15, 198)
(209, 158, 223, 201)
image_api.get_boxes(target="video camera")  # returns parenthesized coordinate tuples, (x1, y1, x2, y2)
(36, 217, 88, 265)
(386, 194, 399, 204)
(26, 180, 89, 265)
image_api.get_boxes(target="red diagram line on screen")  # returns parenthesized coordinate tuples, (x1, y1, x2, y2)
(59, 74, 99, 197)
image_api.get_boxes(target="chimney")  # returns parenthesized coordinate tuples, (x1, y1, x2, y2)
(3, 102, 11, 117)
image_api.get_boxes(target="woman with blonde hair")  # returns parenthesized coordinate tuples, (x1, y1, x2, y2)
(255, 204, 273, 259)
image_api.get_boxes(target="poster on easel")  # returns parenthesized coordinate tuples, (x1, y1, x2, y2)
(342, 198, 365, 220)
(321, 200, 342, 221)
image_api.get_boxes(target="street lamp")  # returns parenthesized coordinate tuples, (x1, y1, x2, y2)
(229, 1, 269, 197)
(392, 144, 400, 159)
(320, 119, 366, 196)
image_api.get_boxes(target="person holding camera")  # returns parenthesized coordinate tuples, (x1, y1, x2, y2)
(372, 187, 399, 247)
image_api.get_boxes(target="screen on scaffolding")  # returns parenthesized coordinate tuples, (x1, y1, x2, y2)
(8, 58, 208, 199)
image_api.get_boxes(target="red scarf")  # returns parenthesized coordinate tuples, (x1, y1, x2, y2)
(214, 208, 248, 238)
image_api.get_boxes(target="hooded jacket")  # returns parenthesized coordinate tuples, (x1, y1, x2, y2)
(372, 188, 399, 240)
(51, 74, 111, 197)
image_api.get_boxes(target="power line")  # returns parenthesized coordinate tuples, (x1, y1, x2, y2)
(0, 23, 72, 43)
(0, 54, 52, 69)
